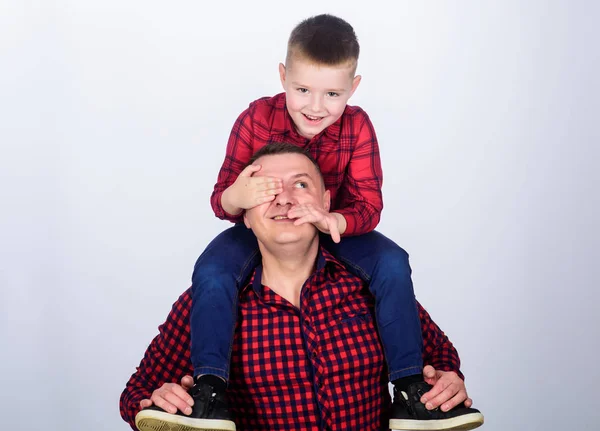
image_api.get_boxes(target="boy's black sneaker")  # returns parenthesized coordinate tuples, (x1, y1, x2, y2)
(135, 380, 235, 431)
(389, 382, 484, 430)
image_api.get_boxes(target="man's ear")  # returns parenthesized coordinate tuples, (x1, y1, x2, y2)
(279, 63, 287, 88)
(243, 212, 250, 229)
(323, 189, 331, 212)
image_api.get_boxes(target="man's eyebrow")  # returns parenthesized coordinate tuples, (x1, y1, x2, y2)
(290, 173, 314, 182)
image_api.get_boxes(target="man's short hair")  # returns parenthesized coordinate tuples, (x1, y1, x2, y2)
(286, 14, 360, 70)
(248, 143, 324, 188)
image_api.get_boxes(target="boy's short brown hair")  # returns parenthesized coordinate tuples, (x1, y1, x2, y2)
(286, 14, 360, 70)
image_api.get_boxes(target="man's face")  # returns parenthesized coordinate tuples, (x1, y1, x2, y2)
(279, 58, 361, 140)
(243, 152, 330, 248)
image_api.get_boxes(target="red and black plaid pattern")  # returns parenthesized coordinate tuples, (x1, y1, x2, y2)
(120, 249, 462, 430)
(210, 92, 384, 236)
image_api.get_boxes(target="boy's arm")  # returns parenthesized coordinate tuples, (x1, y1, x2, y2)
(334, 112, 384, 236)
(119, 290, 195, 430)
(211, 108, 256, 222)
(417, 299, 465, 380)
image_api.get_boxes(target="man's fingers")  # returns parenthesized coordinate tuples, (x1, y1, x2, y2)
(170, 383, 194, 407)
(152, 395, 178, 415)
(147, 380, 196, 415)
(427, 383, 466, 411)
(423, 365, 436, 380)
(180, 375, 194, 390)
(418, 370, 471, 412)
(150, 383, 190, 415)
(420, 378, 447, 404)
(163, 391, 193, 415)
(439, 389, 468, 412)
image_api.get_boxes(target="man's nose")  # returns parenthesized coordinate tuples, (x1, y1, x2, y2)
(274, 188, 295, 206)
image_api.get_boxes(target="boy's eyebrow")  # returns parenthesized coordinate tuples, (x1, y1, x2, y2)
(290, 81, 346, 93)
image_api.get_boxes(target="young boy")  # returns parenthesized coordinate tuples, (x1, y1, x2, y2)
(136, 14, 483, 431)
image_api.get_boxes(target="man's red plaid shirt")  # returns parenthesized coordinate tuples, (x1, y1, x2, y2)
(120, 248, 462, 431)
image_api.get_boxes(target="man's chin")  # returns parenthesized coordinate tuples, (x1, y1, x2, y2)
(272, 232, 305, 245)
(272, 226, 317, 245)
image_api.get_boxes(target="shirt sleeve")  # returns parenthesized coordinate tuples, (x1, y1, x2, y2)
(334, 112, 384, 236)
(210, 106, 256, 223)
(119, 290, 195, 430)
(417, 300, 465, 380)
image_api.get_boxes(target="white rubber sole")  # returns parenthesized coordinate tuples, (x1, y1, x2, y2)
(390, 412, 484, 430)
(135, 409, 236, 431)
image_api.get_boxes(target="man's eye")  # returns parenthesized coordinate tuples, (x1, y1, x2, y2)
(327, 92, 339, 97)
(294, 182, 307, 189)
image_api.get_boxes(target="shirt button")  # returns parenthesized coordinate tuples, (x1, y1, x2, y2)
(304, 318, 310, 326)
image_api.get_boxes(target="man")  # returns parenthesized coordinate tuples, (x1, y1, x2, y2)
(121, 143, 483, 431)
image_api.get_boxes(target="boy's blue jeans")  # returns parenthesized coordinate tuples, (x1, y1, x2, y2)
(190, 224, 423, 382)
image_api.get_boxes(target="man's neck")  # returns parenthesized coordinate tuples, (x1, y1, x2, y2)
(259, 237, 320, 308)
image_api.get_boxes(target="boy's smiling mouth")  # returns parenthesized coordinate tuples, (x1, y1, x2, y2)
(303, 113, 324, 123)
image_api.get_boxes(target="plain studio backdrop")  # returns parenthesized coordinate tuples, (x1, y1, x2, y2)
(1, 1, 598, 430)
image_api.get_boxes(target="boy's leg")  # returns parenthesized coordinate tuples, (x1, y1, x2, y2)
(136, 224, 259, 431)
(190, 223, 259, 381)
(321, 231, 423, 381)
(322, 231, 484, 431)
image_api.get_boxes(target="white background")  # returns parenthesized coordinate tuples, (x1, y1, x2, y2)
(1, 1, 599, 430)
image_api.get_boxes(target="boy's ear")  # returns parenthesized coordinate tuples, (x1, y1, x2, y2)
(278, 63, 287, 87)
(349, 74, 362, 98)
(243, 212, 251, 229)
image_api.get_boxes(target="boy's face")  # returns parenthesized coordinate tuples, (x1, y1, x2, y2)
(279, 58, 361, 140)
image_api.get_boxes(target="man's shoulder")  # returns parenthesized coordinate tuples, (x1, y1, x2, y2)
(319, 247, 360, 282)
(167, 287, 194, 318)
